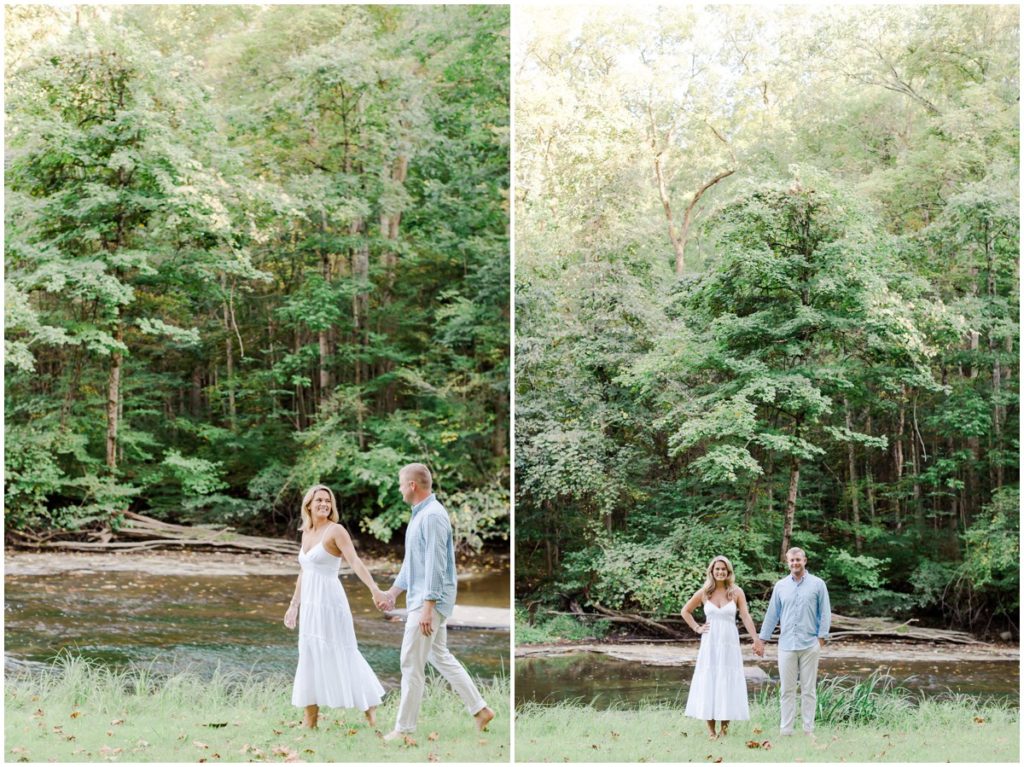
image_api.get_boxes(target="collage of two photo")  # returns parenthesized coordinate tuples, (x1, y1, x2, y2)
(3, 3, 1020, 764)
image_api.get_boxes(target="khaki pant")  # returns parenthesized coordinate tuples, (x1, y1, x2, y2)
(778, 643, 821, 734)
(395, 608, 487, 733)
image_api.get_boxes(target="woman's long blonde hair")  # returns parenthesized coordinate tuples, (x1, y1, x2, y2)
(299, 484, 340, 531)
(701, 555, 737, 601)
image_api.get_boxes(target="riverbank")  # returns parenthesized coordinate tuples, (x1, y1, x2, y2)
(5, 658, 509, 763)
(516, 639, 1020, 665)
(515, 697, 1019, 762)
(4, 547, 507, 578)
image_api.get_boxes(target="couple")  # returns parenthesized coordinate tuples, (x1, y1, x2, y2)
(283, 463, 495, 739)
(681, 548, 831, 740)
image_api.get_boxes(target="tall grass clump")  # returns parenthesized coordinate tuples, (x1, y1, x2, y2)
(751, 670, 916, 726)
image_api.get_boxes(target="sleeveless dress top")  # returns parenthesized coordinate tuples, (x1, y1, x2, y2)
(290, 541, 385, 710)
(684, 599, 750, 720)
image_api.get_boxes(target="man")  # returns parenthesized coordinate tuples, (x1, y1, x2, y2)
(754, 547, 831, 736)
(378, 463, 495, 741)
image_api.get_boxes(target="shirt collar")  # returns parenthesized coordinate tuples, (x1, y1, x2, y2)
(411, 493, 436, 517)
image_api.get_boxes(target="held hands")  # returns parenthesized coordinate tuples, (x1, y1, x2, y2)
(284, 604, 298, 630)
(372, 587, 395, 612)
(752, 638, 765, 657)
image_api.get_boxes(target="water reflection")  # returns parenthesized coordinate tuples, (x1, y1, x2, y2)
(516, 653, 1019, 709)
(5, 569, 510, 686)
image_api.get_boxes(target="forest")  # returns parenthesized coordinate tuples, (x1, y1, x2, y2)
(4, 5, 510, 549)
(514, 5, 1018, 634)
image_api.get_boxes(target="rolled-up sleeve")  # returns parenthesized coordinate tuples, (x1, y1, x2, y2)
(394, 556, 410, 592)
(422, 514, 449, 603)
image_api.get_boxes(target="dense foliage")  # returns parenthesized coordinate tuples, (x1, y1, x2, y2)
(515, 6, 1018, 632)
(5, 5, 510, 547)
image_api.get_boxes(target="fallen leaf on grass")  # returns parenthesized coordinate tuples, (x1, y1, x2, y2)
(70, 710, 82, 719)
(110, 719, 124, 726)
(346, 728, 358, 736)
(52, 725, 64, 733)
(194, 741, 209, 749)
(591, 744, 600, 750)
(752, 727, 763, 735)
(402, 735, 417, 747)
(33, 709, 45, 718)
(99, 746, 123, 757)
(65, 735, 76, 742)
(303, 749, 314, 755)
(273, 729, 283, 735)
(478, 739, 488, 746)
(205, 722, 228, 728)
(273, 745, 299, 759)
(428, 753, 439, 762)
(746, 740, 773, 750)
(427, 732, 439, 742)
(974, 717, 986, 724)
(212, 753, 221, 759)
(136, 740, 150, 748)
(610, 731, 620, 739)
(10, 747, 28, 755)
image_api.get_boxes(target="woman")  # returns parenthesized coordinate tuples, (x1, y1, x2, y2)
(284, 484, 387, 729)
(681, 555, 760, 739)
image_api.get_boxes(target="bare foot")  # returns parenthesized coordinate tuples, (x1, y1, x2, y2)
(301, 718, 318, 729)
(719, 723, 729, 738)
(364, 706, 377, 728)
(707, 730, 718, 741)
(474, 706, 495, 732)
(382, 729, 403, 742)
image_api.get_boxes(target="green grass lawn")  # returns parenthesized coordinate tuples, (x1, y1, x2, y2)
(5, 656, 509, 763)
(515, 694, 1019, 763)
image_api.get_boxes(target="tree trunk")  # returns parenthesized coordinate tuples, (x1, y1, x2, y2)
(780, 455, 800, 562)
(222, 284, 237, 432)
(105, 320, 124, 471)
(845, 398, 862, 552)
(190, 365, 203, 417)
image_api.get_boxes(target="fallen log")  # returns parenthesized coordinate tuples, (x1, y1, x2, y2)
(591, 604, 686, 639)
(549, 607, 985, 644)
(7, 511, 299, 556)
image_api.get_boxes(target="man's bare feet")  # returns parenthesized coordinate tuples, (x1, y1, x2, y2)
(382, 729, 404, 742)
(474, 706, 495, 732)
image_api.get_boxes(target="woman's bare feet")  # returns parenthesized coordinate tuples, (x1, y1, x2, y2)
(719, 722, 729, 737)
(706, 721, 717, 740)
(474, 706, 495, 732)
(364, 706, 377, 728)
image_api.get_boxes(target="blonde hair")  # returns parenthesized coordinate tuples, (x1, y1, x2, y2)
(400, 462, 433, 492)
(701, 555, 737, 601)
(299, 484, 339, 531)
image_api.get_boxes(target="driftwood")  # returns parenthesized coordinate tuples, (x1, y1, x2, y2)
(7, 511, 299, 556)
(555, 606, 985, 645)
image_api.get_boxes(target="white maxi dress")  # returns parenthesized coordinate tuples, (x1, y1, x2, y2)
(684, 600, 750, 721)
(291, 542, 385, 710)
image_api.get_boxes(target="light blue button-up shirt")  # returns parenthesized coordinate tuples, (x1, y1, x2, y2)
(393, 493, 457, 619)
(758, 571, 831, 651)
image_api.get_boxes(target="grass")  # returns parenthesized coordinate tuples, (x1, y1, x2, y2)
(515, 605, 610, 644)
(4, 655, 509, 763)
(516, 673, 1019, 762)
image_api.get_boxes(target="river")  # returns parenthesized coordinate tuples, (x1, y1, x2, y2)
(516, 643, 1019, 709)
(4, 551, 510, 686)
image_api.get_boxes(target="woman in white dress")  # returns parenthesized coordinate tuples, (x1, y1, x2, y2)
(284, 484, 387, 729)
(681, 555, 761, 739)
